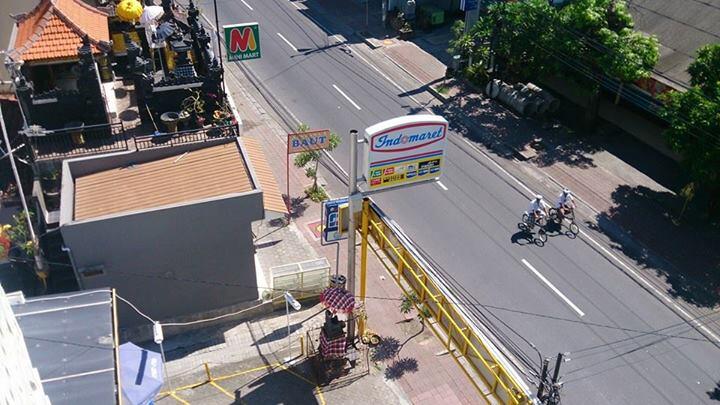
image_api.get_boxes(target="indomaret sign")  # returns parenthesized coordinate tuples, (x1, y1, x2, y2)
(224, 23, 261, 61)
(363, 115, 448, 191)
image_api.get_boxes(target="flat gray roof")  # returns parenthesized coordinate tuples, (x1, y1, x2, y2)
(630, 0, 720, 87)
(13, 288, 117, 405)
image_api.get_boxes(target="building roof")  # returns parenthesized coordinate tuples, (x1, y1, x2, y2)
(9, 0, 109, 62)
(630, 0, 720, 88)
(12, 288, 117, 405)
(74, 142, 255, 220)
(241, 137, 289, 217)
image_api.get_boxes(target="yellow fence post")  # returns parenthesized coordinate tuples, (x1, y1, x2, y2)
(204, 363, 212, 382)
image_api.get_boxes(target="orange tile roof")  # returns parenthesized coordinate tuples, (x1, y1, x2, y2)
(74, 143, 255, 221)
(10, 0, 110, 62)
(241, 137, 289, 216)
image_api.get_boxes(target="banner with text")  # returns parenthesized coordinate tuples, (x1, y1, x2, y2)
(363, 115, 448, 191)
(287, 129, 332, 154)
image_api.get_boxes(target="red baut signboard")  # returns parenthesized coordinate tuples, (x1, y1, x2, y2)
(363, 115, 448, 191)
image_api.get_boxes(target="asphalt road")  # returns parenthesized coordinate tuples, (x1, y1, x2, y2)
(195, 0, 720, 402)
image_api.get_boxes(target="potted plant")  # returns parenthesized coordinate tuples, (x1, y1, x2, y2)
(40, 170, 61, 211)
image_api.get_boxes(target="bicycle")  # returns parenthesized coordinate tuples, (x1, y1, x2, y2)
(548, 206, 579, 235)
(518, 212, 548, 243)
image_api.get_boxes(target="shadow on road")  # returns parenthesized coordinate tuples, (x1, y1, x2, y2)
(600, 185, 720, 308)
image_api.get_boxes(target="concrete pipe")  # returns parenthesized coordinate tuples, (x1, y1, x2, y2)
(485, 79, 501, 99)
(526, 82, 560, 113)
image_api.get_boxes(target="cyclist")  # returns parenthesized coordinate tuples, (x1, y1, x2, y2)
(527, 194, 547, 226)
(555, 188, 575, 219)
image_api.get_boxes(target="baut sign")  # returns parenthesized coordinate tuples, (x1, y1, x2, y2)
(224, 23, 261, 61)
(363, 115, 448, 191)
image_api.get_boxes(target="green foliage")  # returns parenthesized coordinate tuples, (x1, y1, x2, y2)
(6, 212, 35, 258)
(661, 46, 720, 215)
(305, 184, 328, 202)
(292, 123, 341, 201)
(688, 44, 720, 101)
(464, 63, 490, 86)
(399, 291, 419, 314)
(461, 0, 659, 83)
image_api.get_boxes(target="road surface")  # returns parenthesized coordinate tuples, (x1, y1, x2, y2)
(196, 0, 720, 402)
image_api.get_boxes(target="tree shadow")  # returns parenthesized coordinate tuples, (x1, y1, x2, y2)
(384, 357, 418, 380)
(708, 382, 720, 401)
(600, 185, 720, 307)
(370, 336, 400, 362)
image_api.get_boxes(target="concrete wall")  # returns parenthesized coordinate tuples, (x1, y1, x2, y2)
(61, 193, 263, 326)
(543, 76, 682, 162)
(59, 139, 265, 326)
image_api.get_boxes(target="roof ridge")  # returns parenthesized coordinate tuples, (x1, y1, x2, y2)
(9, 0, 55, 60)
(57, 0, 110, 18)
(50, 0, 107, 46)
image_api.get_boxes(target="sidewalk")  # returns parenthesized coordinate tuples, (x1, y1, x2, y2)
(298, 0, 720, 337)
(153, 53, 488, 404)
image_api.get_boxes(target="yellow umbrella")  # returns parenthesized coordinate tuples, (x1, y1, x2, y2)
(116, 0, 143, 23)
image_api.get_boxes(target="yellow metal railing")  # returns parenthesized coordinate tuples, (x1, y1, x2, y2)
(361, 200, 530, 405)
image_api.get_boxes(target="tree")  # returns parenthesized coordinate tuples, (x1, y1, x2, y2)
(688, 44, 720, 101)
(293, 123, 341, 202)
(461, 0, 658, 83)
(661, 44, 720, 218)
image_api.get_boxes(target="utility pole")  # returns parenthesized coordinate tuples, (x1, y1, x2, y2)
(211, 0, 225, 93)
(537, 357, 550, 399)
(547, 352, 564, 404)
(346, 129, 359, 344)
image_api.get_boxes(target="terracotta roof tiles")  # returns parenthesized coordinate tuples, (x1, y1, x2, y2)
(74, 143, 255, 221)
(10, 0, 109, 62)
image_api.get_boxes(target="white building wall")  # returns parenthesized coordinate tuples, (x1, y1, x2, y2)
(0, 285, 50, 405)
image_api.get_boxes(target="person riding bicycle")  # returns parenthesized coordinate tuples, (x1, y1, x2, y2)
(527, 194, 547, 225)
(555, 188, 575, 218)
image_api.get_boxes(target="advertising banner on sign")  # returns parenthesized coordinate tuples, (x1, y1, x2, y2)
(363, 115, 448, 191)
(287, 129, 331, 154)
(322, 197, 348, 243)
(224, 23, 261, 61)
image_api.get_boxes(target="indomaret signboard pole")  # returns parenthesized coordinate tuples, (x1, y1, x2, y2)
(346, 129, 359, 343)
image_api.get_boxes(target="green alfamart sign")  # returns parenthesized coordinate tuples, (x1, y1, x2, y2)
(224, 23, 261, 61)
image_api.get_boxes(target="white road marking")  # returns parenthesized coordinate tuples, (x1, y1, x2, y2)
(240, 0, 254, 11)
(332, 84, 362, 110)
(211, 0, 720, 344)
(276, 32, 297, 52)
(436, 181, 448, 191)
(522, 259, 585, 317)
(289, 0, 302, 10)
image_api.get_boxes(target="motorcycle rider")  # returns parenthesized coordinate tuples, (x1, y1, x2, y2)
(555, 188, 575, 218)
(527, 194, 547, 225)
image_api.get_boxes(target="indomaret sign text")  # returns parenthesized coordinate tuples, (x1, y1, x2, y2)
(363, 115, 448, 191)
(224, 23, 261, 61)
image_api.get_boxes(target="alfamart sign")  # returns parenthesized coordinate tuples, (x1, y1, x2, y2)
(224, 23, 261, 61)
(363, 115, 448, 191)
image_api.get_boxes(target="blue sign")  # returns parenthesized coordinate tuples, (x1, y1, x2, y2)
(460, 0, 478, 11)
(322, 197, 348, 243)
